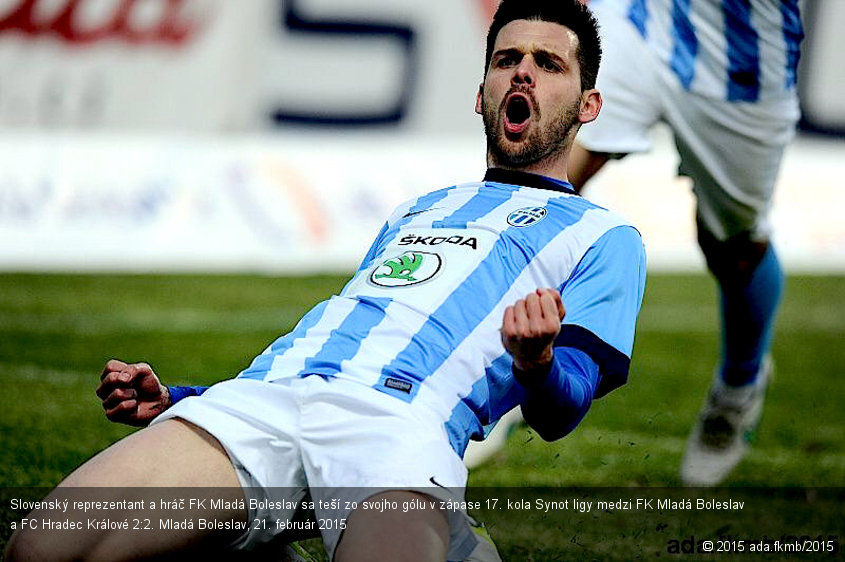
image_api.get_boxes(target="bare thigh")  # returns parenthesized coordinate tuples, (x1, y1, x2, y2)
(5, 418, 247, 562)
(333, 490, 450, 562)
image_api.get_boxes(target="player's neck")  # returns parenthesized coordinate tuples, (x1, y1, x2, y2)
(486, 160, 570, 184)
(484, 168, 576, 194)
(486, 146, 572, 184)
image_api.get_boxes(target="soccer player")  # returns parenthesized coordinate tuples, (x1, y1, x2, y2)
(5, 1, 646, 560)
(567, 0, 802, 486)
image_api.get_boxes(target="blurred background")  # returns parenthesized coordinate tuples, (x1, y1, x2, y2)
(0, 0, 842, 273)
(1, 1, 843, 557)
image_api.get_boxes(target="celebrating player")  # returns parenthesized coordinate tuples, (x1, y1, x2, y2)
(6, 1, 645, 560)
(567, 0, 802, 486)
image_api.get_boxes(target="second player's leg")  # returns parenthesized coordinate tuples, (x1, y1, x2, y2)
(697, 224, 782, 386)
(671, 93, 790, 389)
(670, 92, 795, 485)
(5, 418, 247, 562)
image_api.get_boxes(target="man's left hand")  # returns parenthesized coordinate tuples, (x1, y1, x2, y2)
(501, 288, 566, 383)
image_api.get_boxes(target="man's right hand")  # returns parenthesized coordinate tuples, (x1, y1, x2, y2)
(96, 360, 171, 427)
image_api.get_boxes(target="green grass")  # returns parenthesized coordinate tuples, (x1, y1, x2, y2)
(471, 275, 845, 488)
(1, 273, 843, 559)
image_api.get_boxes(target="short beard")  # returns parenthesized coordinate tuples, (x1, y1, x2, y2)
(483, 94, 581, 169)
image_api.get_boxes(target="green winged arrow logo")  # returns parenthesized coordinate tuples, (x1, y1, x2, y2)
(370, 251, 442, 287)
(375, 252, 424, 282)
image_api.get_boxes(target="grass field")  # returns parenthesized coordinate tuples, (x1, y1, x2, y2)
(1, 273, 843, 559)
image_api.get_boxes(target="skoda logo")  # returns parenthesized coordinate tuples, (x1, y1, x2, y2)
(370, 251, 442, 287)
(507, 206, 547, 227)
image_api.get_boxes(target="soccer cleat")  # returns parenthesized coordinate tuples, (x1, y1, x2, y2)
(464, 519, 503, 562)
(681, 357, 773, 486)
(463, 408, 525, 469)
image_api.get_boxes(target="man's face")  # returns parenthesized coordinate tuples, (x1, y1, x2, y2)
(476, 19, 596, 169)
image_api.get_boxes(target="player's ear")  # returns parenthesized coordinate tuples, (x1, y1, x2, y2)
(578, 89, 602, 124)
(475, 84, 484, 115)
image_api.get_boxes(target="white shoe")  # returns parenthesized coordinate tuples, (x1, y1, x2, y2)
(463, 408, 524, 469)
(680, 357, 773, 486)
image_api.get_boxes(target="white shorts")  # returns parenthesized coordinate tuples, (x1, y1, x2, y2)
(152, 375, 476, 560)
(577, 2, 800, 241)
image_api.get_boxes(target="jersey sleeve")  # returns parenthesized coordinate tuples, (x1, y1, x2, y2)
(168, 385, 209, 404)
(520, 346, 601, 441)
(557, 225, 647, 397)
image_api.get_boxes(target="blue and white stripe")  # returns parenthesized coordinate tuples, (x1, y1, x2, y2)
(417, 205, 635, 454)
(238, 178, 642, 455)
(612, 0, 803, 101)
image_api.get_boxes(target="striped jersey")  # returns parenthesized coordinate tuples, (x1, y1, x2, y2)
(594, 0, 803, 102)
(237, 169, 646, 455)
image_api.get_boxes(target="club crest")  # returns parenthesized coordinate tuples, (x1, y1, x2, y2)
(507, 206, 547, 227)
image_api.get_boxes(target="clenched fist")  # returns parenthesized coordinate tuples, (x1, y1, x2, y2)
(501, 288, 566, 385)
(96, 359, 170, 427)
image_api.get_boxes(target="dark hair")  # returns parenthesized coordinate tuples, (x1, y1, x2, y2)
(484, 0, 602, 91)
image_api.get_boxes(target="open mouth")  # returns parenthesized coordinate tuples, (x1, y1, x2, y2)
(504, 94, 531, 135)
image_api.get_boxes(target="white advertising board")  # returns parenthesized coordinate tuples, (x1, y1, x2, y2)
(1, 130, 843, 273)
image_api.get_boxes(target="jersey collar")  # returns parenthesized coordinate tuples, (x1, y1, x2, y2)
(483, 168, 577, 195)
